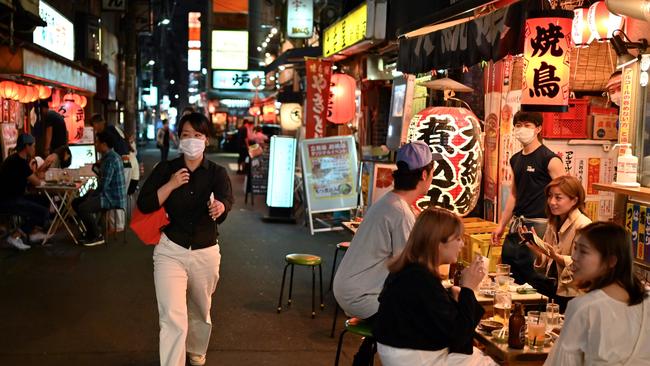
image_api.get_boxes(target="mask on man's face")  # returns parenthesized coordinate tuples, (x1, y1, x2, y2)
(513, 126, 537, 145)
(609, 91, 621, 106)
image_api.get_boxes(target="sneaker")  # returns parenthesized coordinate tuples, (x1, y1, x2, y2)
(81, 235, 105, 247)
(7, 236, 31, 251)
(188, 354, 206, 366)
(29, 232, 53, 243)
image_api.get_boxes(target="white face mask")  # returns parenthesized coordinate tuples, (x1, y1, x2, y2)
(609, 92, 621, 106)
(513, 126, 537, 145)
(179, 138, 205, 160)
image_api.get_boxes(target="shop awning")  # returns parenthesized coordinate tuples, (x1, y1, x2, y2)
(0, 45, 97, 93)
(207, 89, 273, 100)
(397, 0, 530, 74)
(263, 47, 322, 73)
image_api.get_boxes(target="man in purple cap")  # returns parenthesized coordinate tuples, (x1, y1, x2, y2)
(333, 141, 434, 365)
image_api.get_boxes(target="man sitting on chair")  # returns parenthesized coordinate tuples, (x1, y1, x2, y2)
(72, 131, 126, 247)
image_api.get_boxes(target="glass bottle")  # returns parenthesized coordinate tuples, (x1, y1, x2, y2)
(453, 262, 465, 286)
(508, 302, 526, 349)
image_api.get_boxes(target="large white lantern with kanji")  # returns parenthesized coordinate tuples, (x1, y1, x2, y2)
(406, 106, 483, 216)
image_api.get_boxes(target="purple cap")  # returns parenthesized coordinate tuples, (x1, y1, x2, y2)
(396, 141, 433, 170)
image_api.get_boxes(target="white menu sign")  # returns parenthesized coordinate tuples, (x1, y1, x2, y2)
(287, 0, 313, 38)
(267, 136, 297, 208)
(33, 1, 75, 60)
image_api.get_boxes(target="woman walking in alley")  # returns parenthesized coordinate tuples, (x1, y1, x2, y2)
(138, 112, 234, 366)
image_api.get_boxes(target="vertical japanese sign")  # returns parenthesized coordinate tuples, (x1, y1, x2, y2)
(305, 58, 333, 139)
(188, 12, 201, 72)
(521, 11, 572, 112)
(287, 0, 313, 38)
(618, 66, 635, 147)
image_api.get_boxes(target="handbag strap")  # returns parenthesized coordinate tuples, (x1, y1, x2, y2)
(622, 299, 647, 366)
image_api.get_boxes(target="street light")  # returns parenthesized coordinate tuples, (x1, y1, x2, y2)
(147, 60, 155, 66)
(160, 18, 171, 25)
(170, 79, 175, 85)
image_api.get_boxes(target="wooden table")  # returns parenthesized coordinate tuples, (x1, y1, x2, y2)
(474, 327, 551, 365)
(341, 221, 360, 235)
(476, 291, 549, 311)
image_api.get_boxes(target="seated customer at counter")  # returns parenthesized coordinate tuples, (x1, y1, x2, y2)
(545, 222, 650, 365)
(0, 134, 50, 250)
(519, 175, 591, 312)
(375, 208, 497, 366)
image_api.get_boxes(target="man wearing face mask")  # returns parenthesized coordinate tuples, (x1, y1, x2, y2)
(606, 71, 622, 108)
(492, 111, 565, 287)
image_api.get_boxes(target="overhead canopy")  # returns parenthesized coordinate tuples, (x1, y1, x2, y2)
(397, 0, 531, 74)
(263, 47, 322, 73)
(207, 89, 273, 101)
(419, 78, 473, 92)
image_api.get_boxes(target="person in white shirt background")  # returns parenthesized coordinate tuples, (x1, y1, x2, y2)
(545, 221, 650, 365)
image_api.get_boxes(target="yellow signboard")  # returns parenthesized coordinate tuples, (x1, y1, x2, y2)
(323, 3, 368, 57)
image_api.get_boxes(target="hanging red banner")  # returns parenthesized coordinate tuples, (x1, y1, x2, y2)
(521, 10, 573, 113)
(305, 58, 333, 139)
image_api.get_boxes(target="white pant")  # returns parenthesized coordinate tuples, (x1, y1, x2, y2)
(377, 343, 498, 366)
(154, 234, 221, 366)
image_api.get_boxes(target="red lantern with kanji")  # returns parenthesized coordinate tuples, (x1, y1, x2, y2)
(406, 106, 483, 216)
(521, 10, 573, 112)
(587, 1, 624, 42)
(572, 7, 591, 47)
(57, 101, 85, 143)
(327, 73, 356, 124)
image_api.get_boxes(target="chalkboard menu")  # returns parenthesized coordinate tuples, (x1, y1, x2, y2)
(250, 145, 270, 194)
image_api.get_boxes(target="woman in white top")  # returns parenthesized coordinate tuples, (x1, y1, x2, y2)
(545, 222, 650, 366)
(520, 175, 591, 312)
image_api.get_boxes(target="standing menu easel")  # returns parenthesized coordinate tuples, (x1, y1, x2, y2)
(300, 136, 359, 235)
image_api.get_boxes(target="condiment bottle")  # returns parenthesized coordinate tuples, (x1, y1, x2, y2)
(508, 302, 526, 349)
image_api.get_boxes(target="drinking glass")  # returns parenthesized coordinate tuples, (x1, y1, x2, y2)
(493, 290, 512, 325)
(545, 303, 560, 330)
(496, 264, 510, 276)
(496, 275, 512, 291)
(527, 311, 546, 351)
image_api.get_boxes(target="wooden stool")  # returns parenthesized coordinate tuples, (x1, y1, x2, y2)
(334, 317, 376, 366)
(277, 253, 324, 318)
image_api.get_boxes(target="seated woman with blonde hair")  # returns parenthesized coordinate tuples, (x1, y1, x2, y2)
(374, 207, 497, 366)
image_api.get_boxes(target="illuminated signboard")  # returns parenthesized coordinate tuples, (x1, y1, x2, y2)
(33, 1, 75, 60)
(287, 0, 313, 38)
(211, 30, 248, 70)
(267, 136, 297, 208)
(323, 3, 368, 57)
(212, 70, 265, 90)
(188, 12, 201, 72)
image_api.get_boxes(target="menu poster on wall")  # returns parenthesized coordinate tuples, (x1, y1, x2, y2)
(300, 136, 358, 212)
(250, 146, 270, 195)
(370, 163, 397, 205)
(1, 123, 18, 159)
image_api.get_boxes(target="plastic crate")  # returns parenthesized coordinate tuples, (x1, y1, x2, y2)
(468, 233, 503, 272)
(590, 106, 618, 115)
(542, 99, 589, 139)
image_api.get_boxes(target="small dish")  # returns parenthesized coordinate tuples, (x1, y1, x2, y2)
(516, 287, 538, 294)
(491, 328, 508, 343)
(479, 319, 503, 333)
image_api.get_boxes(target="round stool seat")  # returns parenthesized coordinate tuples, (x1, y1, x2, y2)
(286, 253, 322, 266)
(336, 242, 350, 250)
(345, 318, 373, 338)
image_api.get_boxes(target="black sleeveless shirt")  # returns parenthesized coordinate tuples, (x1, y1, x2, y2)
(510, 145, 560, 218)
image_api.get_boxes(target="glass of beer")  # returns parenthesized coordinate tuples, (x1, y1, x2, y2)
(496, 264, 510, 276)
(527, 311, 546, 351)
(493, 290, 512, 325)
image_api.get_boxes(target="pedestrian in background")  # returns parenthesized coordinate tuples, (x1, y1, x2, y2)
(137, 112, 233, 366)
(156, 119, 177, 161)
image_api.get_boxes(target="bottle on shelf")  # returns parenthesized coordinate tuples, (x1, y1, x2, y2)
(613, 143, 640, 187)
(508, 302, 526, 349)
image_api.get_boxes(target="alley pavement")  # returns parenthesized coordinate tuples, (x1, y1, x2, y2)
(0, 146, 366, 366)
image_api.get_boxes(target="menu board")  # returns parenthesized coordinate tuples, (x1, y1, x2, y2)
(1, 123, 18, 159)
(300, 136, 358, 212)
(250, 145, 269, 195)
(266, 136, 297, 208)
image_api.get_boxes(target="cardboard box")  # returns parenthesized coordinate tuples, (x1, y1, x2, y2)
(591, 114, 618, 140)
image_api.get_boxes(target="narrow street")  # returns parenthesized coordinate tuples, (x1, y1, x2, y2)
(0, 146, 363, 366)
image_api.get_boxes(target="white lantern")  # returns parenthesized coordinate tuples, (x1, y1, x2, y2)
(280, 103, 302, 131)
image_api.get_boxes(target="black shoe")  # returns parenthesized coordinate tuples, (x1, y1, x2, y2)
(80, 235, 105, 247)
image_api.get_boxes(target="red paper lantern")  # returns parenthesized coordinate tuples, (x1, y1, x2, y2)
(28, 86, 39, 102)
(14, 84, 26, 102)
(406, 106, 483, 216)
(79, 95, 87, 108)
(0, 81, 19, 99)
(63, 93, 82, 106)
(57, 101, 85, 143)
(248, 106, 261, 116)
(521, 10, 573, 112)
(587, 1, 624, 41)
(19, 85, 37, 103)
(572, 7, 592, 47)
(327, 73, 356, 124)
(37, 85, 52, 100)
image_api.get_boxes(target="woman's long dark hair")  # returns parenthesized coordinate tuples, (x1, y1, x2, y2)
(577, 222, 647, 306)
(387, 207, 462, 278)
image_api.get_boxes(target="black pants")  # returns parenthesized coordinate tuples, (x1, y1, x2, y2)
(0, 195, 49, 234)
(353, 314, 377, 366)
(160, 146, 169, 161)
(72, 192, 102, 238)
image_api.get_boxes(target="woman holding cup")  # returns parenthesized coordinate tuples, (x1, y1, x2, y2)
(374, 208, 497, 366)
(519, 176, 591, 312)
